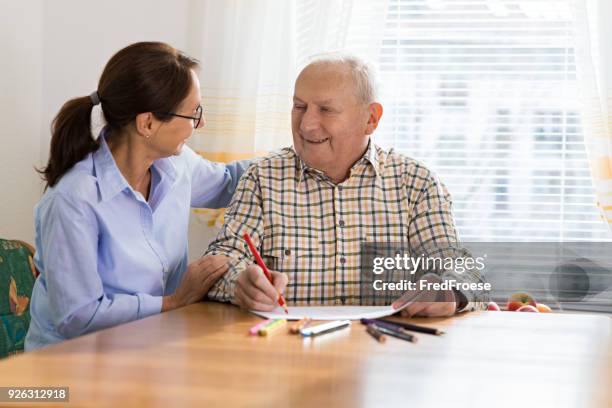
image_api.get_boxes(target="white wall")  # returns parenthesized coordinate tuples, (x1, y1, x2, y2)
(0, 1, 44, 243)
(40, 0, 193, 164)
(0, 0, 216, 255)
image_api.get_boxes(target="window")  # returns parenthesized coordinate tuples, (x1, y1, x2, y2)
(374, 0, 610, 241)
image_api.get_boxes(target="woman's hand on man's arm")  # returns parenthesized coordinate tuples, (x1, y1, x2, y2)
(162, 255, 230, 312)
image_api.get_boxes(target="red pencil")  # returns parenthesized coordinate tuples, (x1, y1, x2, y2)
(243, 233, 289, 314)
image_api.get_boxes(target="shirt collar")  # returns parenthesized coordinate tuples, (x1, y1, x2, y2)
(296, 139, 381, 184)
(361, 140, 381, 176)
(93, 127, 178, 202)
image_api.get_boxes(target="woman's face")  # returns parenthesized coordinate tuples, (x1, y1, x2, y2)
(149, 69, 205, 157)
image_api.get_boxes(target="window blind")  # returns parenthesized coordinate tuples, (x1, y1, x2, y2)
(371, 0, 610, 241)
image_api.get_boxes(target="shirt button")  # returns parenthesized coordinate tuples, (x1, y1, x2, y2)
(338, 220, 345, 227)
(284, 249, 291, 256)
(341, 296, 346, 305)
(340, 257, 346, 264)
(338, 186, 343, 192)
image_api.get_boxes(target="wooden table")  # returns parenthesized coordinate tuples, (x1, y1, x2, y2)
(0, 303, 610, 408)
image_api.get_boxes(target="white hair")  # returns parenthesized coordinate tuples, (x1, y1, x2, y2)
(301, 53, 379, 104)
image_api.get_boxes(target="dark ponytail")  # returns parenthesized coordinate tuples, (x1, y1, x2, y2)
(38, 42, 200, 189)
(38, 97, 99, 188)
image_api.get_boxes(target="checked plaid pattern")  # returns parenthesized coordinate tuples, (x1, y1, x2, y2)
(206, 142, 487, 311)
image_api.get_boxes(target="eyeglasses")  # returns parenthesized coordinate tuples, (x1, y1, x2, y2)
(159, 105, 203, 128)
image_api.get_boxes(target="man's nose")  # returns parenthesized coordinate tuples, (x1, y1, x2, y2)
(300, 108, 320, 132)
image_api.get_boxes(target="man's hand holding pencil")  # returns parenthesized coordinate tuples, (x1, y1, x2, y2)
(234, 264, 289, 311)
(235, 233, 289, 312)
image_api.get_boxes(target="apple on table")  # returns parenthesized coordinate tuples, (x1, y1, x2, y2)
(517, 305, 539, 312)
(507, 292, 537, 311)
(536, 303, 551, 313)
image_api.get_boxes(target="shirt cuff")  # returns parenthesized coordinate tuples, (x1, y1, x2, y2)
(224, 267, 240, 305)
(136, 293, 163, 319)
(205, 251, 246, 304)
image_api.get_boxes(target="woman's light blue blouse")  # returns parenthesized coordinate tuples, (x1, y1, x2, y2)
(25, 131, 249, 350)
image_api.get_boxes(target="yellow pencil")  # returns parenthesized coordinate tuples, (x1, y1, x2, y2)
(258, 319, 287, 336)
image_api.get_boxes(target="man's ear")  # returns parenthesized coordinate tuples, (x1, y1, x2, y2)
(134, 112, 161, 139)
(365, 103, 383, 135)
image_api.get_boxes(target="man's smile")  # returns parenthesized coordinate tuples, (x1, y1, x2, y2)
(301, 134, 330, 144)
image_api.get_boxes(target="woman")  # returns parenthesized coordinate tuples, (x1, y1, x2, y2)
(25, 42, 249, 350)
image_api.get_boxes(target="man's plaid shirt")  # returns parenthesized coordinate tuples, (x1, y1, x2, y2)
(207, 142, 488, 311)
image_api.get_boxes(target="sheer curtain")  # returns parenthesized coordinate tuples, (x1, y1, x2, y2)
(187, 0, 295, 227)
(571, 0, 612, 233)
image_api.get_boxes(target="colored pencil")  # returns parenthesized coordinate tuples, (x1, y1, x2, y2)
(289, 318, 312, 334)
(243, 233, 289, 314)
(366, 324, 386, 343)
(249, 319, 273, 336)
(360, 318, 407, 333)
(258, 319, 287, 336)
(377, 319, 444, 336)
(370, 323, 417, 343)
(300, 320, 351, 337)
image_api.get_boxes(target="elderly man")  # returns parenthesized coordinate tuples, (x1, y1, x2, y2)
(206, 55, 488, 317)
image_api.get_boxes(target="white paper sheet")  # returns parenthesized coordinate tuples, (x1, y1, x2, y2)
(251, 305, 402, 321)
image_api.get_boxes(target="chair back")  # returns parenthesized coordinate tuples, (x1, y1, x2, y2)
(0, 239, 38, 358)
